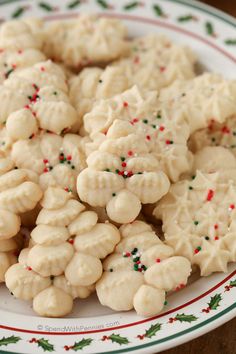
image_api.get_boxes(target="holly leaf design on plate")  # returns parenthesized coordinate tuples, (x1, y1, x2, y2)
(12, 6, 27, 18)
(37, 338, 54, 352)
(175, 313, 198, 323)
(123, 2, 140, 10)
(38, 2, 55, 11)
(71, 338, 93, 351)
(230, 279, 236, 287)
(152, 4, 167, 17)
(177, 14, 198, 22)
(109, 334, 129, 345)
(208, 294, 222, 310)
(96, 0, 109, 9)
(205, 21, 217, 37)
(225, 39, 236, 45)
(67, 0, 81, 9)
(144, 323, 162, 338)
(0, 336, 21, 347)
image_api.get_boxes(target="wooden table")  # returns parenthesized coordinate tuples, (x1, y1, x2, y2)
(162, 1, 236, 352)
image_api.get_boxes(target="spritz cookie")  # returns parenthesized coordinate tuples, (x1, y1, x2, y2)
(11, 133, 86, 193)
(159, 73, 236, 133)
(96, 221, 191, 316)
(5, 186, 120, 317)
(83, 86, 192, 182)
(113, 34, 196, 91)
(43, 15, 129, 68)
(154, 170, 236, 275)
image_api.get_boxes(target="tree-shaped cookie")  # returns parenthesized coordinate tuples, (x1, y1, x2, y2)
(43, 15, 129, 68)
(154, 170, 236, 275)
(5, 187, 121, 317)
(0, 156, 42, 282)
(96, 221, 191, 316)
(159, 73, 236, 133)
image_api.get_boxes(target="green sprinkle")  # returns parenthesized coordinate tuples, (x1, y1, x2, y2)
(99, 79, 103, 83)
(194, 221, 199, 225)
(157, 111, 162, 119)
(142, 265, 147, 271)
(205, 236, 210, 240)
(233, 132, 236, 136)
(131, 248, 138, 255)
(109, 268, 113, 272)
(197, 246, 202, 251)
(133, 264, 139, 270)
(67, 160, 71, 164)
(120, 156, 125, 161)
(115, 169, 120, 174)
(211, 137, 216, 142)
(143, 119, 148, 124)
(133, 257, 140, 262)
(137, 172, 143, 175)
(71, 165, 75, 169)
(152, 124, 157, 129)
(53, 91, 58, 95)
(164, 300, 168, 305)
(105, 168, 110, 172)
(192, 175, 196, 180)
(112, 193, 116, 197)
(189, 186, 193, 190)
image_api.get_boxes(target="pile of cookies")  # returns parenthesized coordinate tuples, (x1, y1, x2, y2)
(0, 15, 236, 318)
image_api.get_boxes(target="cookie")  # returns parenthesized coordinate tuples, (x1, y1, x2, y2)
(112, 34, 196, 91)
(0, 20, 43, 50)
(11, 133, 86, 193)
(0, 159, 43, 281)
(5, 186, 121, 317)
(96, 221, 191, 316)
(83, 85, 192, 182)
(154, 170, 236, 276)
(159, 73, 236, 133)
(43, 15, 129, 68)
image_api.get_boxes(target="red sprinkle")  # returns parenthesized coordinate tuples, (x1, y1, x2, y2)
(12, 63, 17, 69)
(26, 266, 32, 271)
(40, 67, 45, 72)
(68, 239, 74, 245)
(221, 126, 230, 134)
(123, 101, 128, 108)
(132, 118, 139, 123)
(214, 224, 218, 230)
(160, 66, 166, 72)
(67, 155, 72, 161)
(159, 125, 165, 131)
(165, 139, 172, 145)
(133, 56, 140, 64)
(229, 204, 235, 210)
(24, 105, 30, 110)
(128, 151, 133, 156)
(127, 171, 133, 177)
(43, 168, 49, 173)
(194, 249, 200, 254)
(121, 162, 127, 168)
(146, 135, 151, 141)
(18, 49, 23, 54)
(156, 258, 161, 263)
(214, 236, 219, 240)
(206, 189, 214, 202)
(43, 159, 48, 164)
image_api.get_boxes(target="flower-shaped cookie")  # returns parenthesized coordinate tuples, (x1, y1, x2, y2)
(159, 73, 236, 133)
(113, 34, 196, 91)
(189, 115, 236, 157)
(0, 157, 42, 281)
(11, 133, 86, 193)
(5, 187, 121, 317)
(96, 221, 191, 316)
(154, 170, 236, 275)
(43, 15, 129, 68)
(83, 85, 191, 182)
(0, 61, 79, 153)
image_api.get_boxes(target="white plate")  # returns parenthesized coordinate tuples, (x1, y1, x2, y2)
(0, 1, 236, 353)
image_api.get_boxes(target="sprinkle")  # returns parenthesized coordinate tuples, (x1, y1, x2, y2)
(24, 105, 30, 110)
(156, 258, 161, 263)
(26, 266, 32, 271)
(105, 168, 110, 172)
(67, 155, 72, 160)
(133, 56, 140, 64)
(120, 156, 125, 161)
(229, 204, 235, 210)
(53, 91, 58, 95)
(214, 224, 218, 230)
(127, 171, 133, 177)
(157, 111, 162, 119)
(132, 118, 139, 124)
(160, 66, 166, 72)
(131, 248, 138, 255)
(205, 236, 210, 240)
(43, 168, 49, 173)
(194, 246, 202, 254)
(115, 169, 120, 174)
(166, 139, 173, 145)
(164, 300, 168, 305)
(194, 221, 199, 225)
(142, 119, 148, 124)
(68, 239, 74, 245)
(71, 165, 75, 169)
(189, 186, 193, 190)
(98, 79, 103, 83)
(146, 135, 151, 141)
(112, 193, 116, 197)
(206, 189, 214, 201)
(123, 101, 128, 108)
(152, 124, 156, 129)
(221, 126, 230, 134)
(109, 268, 113, 272)
(214, 236, 219, 240)
(159, 125, 165, 131)
(128, 150, 133, 156)
(40, 66, 45, 72)
(192, 175, 196, 180)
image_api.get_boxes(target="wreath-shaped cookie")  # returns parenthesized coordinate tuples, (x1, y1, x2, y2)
(5, 186, 121, 317)
(96, 221, 191, 316)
